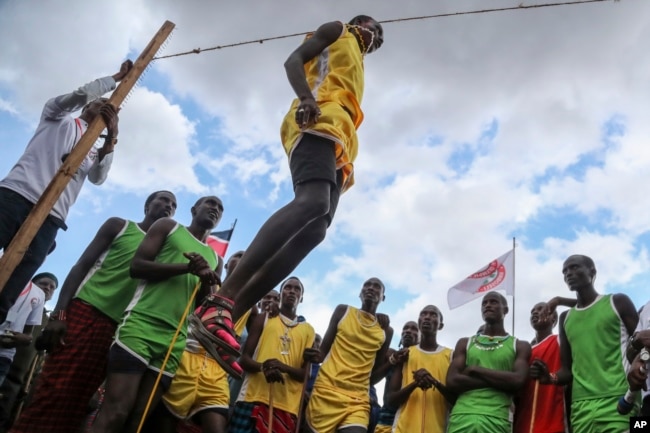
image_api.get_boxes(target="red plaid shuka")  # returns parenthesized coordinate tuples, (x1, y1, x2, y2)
(252, 403, 297, 433)
(10, 299, 117, 433)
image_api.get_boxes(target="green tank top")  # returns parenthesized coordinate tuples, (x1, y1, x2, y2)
(451, 334, 516, 421)
(122, 224, 218, 338)
(76, 220, 145, 322)
(564, 294, 629, 401)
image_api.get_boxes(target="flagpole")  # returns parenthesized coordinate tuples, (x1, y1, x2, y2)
(231, 218, 238, 232)
(512, 237, 516, 336)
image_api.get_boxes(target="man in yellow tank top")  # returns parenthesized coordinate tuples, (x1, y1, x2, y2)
(234, 277, 314, 433)
(386, 305, 454, 433)
(206, 16, 384, 375)
(304, 277, 393, 433)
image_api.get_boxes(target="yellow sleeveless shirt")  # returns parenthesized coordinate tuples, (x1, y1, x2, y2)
(280, 23, 365, 193)
(314, 306, 385, 398)
(240, 314, 315, 415)
(394, 344, 453, 433)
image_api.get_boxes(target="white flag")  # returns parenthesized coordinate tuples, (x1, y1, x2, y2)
(447, 250, 515, 310)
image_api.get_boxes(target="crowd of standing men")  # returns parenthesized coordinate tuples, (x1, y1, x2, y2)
(0, 10, 649, 433)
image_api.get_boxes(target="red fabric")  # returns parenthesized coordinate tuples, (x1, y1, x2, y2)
(11, 299, 117, 433)
(514, 334, 566, 433)
(252, 403, 296, 433)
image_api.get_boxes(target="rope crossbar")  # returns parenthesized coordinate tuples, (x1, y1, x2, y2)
(154, 0, 618, 60)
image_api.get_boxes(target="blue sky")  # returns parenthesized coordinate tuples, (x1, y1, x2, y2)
(2, 0, 650, 363)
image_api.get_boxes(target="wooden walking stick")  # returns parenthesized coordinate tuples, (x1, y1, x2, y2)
(12, 352, 43, 423)
(268, 382, 274, 433)
(420, 388, 427, 433)
(0, 20, 175, 294)
(529, 380, 540, 433)
(294, 362, 311, 433)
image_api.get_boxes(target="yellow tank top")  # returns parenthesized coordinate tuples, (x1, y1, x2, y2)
(241, 314, 315, 415)
(280, 23, 365, 193)
(393, 344, 453, 433)
(234, 308, 252, 337)
(315, 306, 385, 398)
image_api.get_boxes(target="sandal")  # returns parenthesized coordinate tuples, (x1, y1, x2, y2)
(190, 295, 243, 378)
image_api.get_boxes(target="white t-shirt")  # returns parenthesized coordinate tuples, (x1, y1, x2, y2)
(0, 282, 45, 361)
(0, 76, 116, 222)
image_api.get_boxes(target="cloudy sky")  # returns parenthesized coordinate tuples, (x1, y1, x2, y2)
(2, 0, 649, 366)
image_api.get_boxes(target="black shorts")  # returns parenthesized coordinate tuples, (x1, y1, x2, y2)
(108, 344, 172, 390)
(289, 133, 343, 225)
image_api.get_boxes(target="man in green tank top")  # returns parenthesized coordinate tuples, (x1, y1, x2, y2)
(446, 292, 531, 433)
(531, 254, 639, 433)
(10, 191, 177, 433)
(89, 196, 224, 433)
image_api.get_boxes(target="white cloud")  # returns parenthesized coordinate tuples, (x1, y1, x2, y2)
(2, 0, 650, 368)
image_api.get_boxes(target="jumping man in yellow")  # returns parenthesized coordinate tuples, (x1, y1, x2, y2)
(234, 277, 314, 433)
(386, 305, 454, 433)
(205, 15, 384, 374)
(304, 278, 393, 433)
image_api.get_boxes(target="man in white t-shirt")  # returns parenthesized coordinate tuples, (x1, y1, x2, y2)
(0, 60, 132, 325)
(0, 272, 57, 386)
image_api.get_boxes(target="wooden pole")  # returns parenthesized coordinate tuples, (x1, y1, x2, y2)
(0, 20, 175, 294)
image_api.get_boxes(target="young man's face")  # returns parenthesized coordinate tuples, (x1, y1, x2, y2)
(280, 278, 303, 308)
(358, 19, 384, 53)
(259, 290, 280, 312)
(34, 277, 57, 301)
(359, 277, 384, 304)
(530, 302, 555, 331)
(192, 196, 223, 229)
(401, 321, 419, 347)
(481, 293, 507, 322)
(419, 305, 442, 334)
(146, 192, 177, 221)
(562, 256, 594, 292)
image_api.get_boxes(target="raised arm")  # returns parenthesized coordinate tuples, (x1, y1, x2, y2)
(284, 21, 344, 128)
(129, 218, 197, 281)
(42, 61, 132, 121)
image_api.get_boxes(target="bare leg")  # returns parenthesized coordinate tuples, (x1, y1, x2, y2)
(139, 400, 177, 433)
(219, 179, 332, 319)
(122, 370, 167, 433)
(198, 410, 228, 433)
(231, 215, 328, 320)
(89, 372, 143, 433)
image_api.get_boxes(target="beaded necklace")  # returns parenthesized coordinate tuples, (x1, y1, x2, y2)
(473, 334, 510, 351)
(349, 25, 374, 56)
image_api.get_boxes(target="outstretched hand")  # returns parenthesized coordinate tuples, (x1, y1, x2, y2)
(112, 59, 133, 82)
